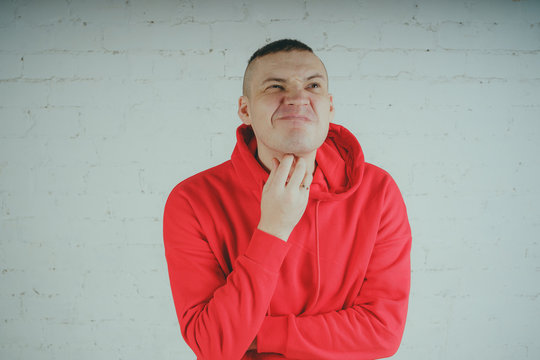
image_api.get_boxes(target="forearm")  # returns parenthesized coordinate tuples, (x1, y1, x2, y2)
(257, 214, 412, 359)
(257, 299, 409, 360)
(166, 229, 289, 360)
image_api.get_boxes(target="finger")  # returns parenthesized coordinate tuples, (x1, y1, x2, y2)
(265, 158, 280, 185)
(273, 154, 294, 186)
(301, 170, 313, 189)
(287, 157, 307, 189)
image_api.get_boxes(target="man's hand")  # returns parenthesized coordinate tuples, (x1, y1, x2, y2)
(257, 154, 313, 241)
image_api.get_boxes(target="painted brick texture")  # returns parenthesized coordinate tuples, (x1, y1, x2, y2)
(1, 0, 539, 359)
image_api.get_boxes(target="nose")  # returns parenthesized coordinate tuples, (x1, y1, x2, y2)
(284, 86, 309, 106)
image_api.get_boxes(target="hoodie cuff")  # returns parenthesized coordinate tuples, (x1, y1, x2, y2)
(257, 315, 289, 354)
(245, 229, 290, 272)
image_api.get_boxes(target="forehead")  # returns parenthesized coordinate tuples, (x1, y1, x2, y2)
(250, 50, 327, 82)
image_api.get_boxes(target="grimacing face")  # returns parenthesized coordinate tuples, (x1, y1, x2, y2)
(238, 50, 334, 165)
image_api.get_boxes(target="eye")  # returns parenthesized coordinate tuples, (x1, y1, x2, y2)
(308, 82, 321, 89)
(266, 84, 284, 90)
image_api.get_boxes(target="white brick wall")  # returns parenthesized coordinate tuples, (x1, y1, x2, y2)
(1, 0, 539, 359)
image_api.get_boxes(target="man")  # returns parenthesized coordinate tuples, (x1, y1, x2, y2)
(163, 39, 411, 360)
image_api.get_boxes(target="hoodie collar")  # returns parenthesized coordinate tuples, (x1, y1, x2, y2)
(231, 123, 364, 201)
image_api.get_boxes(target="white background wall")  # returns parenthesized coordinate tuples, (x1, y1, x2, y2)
(1, 0, 539, 359)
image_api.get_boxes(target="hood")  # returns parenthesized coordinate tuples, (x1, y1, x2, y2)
(231, 123, 365, 202)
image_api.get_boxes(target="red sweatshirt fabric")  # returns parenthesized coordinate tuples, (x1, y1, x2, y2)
(163, 123, 411, 360)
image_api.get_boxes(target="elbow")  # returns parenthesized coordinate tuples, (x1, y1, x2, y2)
(181, 321, 248, 360)
(361, 308, 406, 358)
(384, 332, 404, 357)
(378, 321, 407, 358)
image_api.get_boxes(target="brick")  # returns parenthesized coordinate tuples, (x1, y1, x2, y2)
(9, 21, 102, 52)
(103, 23, 212, 51)
(305, 0, 369, 22)
(224, 48, 247, 78)
(23, 53, 76, 79)
(15, 0, 70, 26)
(24, 107, 82, 139)
(49, 193, 112, 220)
(192, 0, 245, 22)
(51, 218, 127, 247)
(0, 1, 15, 26)
(265, 21, 326, 51)
(127, 52, 181, 80)
(73, 52, 131, 79)
(107, 193, 165, 219)
(177, 51, 225, 80)
(328, 77, 372, 107)
(0, 54, 23, 79)
(211, 21, 267, 52)
(325, 21, 381, 50)
(47, 79, 149, 107)
(317, 49, 362, 78)
(0, 81, 50, 107)
(0, 138, 48, 166)
(359, 50, 414, 77)
(380, 22, 437, 50)
(0, 165, 34, 196)
(91, 122, 211, 166)
(31, 165, 89, 195)
(77, 105, 126, 138)
(0, 107, 34, 138)
(426, 80, 540, 108)
(40, 138, 99, 165)
(412, 49, 466, 77)
(0, 24, 51, 52)
(245, 0, 305, 22)
(22, 293, 74, 322)
(122, 218, 163, 246)
(128, 0, 195, 24)
(439, 21, 540, 51)
(83, 165, 146, 195)
(464, 52, 540, 80)
(354, 0, 420, 23)
(415, 0, 533, 24)
(0, 318, 45, 345)
(0, 295, 21, 320)
(69, 0, 131, 25)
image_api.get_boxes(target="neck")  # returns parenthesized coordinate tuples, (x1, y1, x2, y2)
(257, 148, 317, 175)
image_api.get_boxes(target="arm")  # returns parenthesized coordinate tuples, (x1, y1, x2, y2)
(164, 155, 312, 359)
(256, 178, 412, 359)
(164, 190, 289, 360)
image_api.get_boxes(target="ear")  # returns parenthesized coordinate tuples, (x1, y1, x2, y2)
(328, 94, 335, 123)
(238, 96, 251, 125)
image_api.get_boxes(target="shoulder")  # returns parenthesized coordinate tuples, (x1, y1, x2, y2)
(361, 162, 406, 201)
(363, 162, 396, 185)
(167, 160, 236, 202)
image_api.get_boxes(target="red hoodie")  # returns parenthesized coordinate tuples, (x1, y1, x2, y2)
(163, 123, 411, 360)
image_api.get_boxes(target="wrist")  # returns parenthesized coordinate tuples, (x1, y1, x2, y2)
(257, 222, 291, 242)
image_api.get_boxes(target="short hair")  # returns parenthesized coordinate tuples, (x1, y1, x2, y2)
(247, 39, 313, 66)
(242, 39, 315, 96)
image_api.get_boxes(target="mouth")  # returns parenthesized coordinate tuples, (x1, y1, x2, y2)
(275, 115, 311, 122)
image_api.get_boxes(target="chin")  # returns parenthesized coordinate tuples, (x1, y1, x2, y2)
(281, 141, 322, 156)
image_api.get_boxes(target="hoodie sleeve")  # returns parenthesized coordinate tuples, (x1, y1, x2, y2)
(256, 178, 412, 359)
(163, 187, 290, 360)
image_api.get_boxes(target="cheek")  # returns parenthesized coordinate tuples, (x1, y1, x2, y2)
(254, 98, 281, 119)
(313, 99, 332, 117)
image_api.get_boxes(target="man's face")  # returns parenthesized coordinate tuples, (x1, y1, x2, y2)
(238, 50, 334, 160)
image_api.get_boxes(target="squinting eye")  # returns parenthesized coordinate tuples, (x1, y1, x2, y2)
(268, 84, 284, 90)
(308, 83, 321, 89)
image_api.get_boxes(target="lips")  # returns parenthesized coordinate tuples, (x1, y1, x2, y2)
(276, 115, 311, 121)
(273, 109, 314, 123)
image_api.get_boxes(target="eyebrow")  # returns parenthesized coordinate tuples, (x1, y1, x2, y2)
(261, 73, 326, 85)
